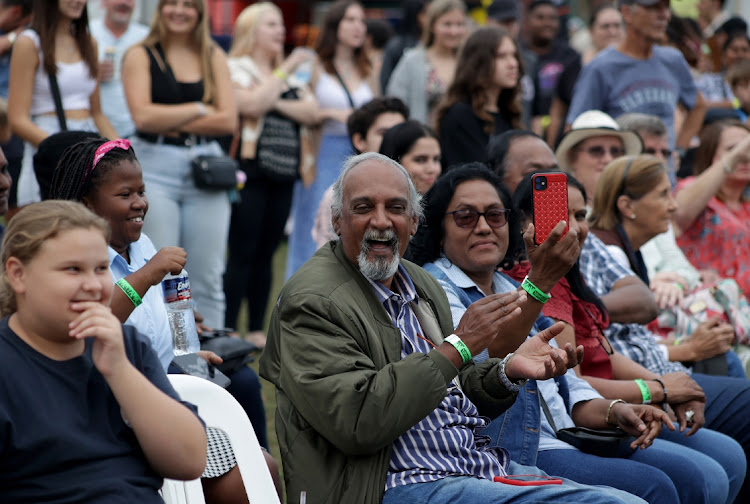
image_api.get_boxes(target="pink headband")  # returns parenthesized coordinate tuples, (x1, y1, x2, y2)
(88, 139, 132, 175)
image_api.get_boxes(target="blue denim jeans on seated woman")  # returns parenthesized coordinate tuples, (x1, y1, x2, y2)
(382, 461, 647, 504)
(536, 424, 742, 504)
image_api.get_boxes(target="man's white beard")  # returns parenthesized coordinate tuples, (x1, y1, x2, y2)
(358, 229, 400, 281)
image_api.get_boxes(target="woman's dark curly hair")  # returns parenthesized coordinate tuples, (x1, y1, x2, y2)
(406, 162, 521, 269)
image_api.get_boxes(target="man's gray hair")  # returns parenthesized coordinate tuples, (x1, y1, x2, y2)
(615, 113, 667, 139)
(331, 152, 424, 222)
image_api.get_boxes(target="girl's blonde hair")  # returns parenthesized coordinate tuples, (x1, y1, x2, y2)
(142, 0, 217, 103)
(588, 155, 667, 230)
(422, 0, 466, 48)
(0, 201, 110, 317)
(229, 1, 284, 67)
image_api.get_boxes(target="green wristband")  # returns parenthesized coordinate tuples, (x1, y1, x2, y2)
(521, 276, 551, 304)
(445, 334, 472, 364)
(634, 378, 652, 404)
(116, 278, 143, 308)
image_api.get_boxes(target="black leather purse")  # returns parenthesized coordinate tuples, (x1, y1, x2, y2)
(542, 377, 635, 458)
(191, 155, 239, 190)
(199, 329, 258, 375)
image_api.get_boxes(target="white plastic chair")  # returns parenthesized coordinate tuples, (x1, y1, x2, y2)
(161, 374, 281, 504)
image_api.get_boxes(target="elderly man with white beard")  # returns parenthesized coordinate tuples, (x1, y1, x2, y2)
(259, 152, 650, 504)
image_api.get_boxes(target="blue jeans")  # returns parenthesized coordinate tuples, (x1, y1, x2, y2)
(537, 425, 741, 504)
(285, 134, 352, 279)
(536, 448, 678, 503)
(382, 461, 646, 504)
(130, 136, 231, 328)
(692, 372, 750, 501)
(657, 424, 745, 504)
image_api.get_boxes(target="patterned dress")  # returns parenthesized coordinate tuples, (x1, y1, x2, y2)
(675, 176, 750, 294)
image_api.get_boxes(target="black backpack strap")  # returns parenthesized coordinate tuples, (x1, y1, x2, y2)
(48, 71, 67, 131)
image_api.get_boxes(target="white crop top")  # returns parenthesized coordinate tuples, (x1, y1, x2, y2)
(314, 70, 373, 136)
(22, 29, 97, 116)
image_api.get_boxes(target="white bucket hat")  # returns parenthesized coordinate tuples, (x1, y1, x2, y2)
(555, 110, 643, 171)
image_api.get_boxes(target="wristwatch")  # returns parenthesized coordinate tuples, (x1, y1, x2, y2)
(499, 353, 528, 392)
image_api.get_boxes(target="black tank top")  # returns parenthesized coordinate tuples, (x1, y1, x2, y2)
(147, 42, 204, 104)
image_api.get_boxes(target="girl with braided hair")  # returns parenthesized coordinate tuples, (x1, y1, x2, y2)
(50, 137, 280, 503)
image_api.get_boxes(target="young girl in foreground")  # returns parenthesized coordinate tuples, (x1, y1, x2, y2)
(50, 138, 280, 503)
(0, 200, 206, 502)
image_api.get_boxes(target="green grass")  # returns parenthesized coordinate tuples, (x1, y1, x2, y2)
(236, 240, 287, 496)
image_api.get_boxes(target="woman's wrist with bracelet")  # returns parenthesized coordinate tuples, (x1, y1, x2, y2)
(195, 101, 207, 117)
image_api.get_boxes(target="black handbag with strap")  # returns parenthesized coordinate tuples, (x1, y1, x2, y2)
(48, 72, 67, 131)
(147, 43, 238, 190)
(540, 376, 634, 458)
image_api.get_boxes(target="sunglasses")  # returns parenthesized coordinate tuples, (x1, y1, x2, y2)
(643, 147, 672, 158)
(580, 145, 625, 158)
(445, 208, 511, 228)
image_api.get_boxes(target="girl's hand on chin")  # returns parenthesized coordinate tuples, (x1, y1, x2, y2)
(69, 301, 129, 377)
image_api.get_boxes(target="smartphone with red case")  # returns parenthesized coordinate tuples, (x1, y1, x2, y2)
(494, 475, 563, 486)
(531, 172, 569, 245)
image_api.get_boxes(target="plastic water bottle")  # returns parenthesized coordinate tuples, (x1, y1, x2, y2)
(293, 59, 313, 85)
(162, 269, 200, 355)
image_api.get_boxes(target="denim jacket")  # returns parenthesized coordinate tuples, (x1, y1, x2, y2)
(424, 260, 602, 465)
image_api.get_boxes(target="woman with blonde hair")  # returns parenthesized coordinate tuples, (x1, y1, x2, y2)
(224, 2, 318, 348)
(589, 155, 745, 378)
(285, 0, 373, 278)
(386, 0, 467, 128)
(8, 0, 117, 207)
(122, 0, 237, 328)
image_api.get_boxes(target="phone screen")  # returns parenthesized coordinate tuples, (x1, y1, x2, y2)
(531, 173, 569, 245)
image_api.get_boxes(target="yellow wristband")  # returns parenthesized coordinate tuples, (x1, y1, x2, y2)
(273, 68, 288, 80)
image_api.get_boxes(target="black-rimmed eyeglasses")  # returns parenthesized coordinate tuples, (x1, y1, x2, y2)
(445, 208, 511, 228)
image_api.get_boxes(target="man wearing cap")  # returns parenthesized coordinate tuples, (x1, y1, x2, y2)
(566, 0, 706, 162)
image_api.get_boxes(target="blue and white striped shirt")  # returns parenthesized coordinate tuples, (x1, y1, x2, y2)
(580, 233, 687, 375)
(367, 266, 509, 491)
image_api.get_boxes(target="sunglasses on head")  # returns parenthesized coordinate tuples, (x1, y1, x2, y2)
(445, 208, 511, 229)
(580, 145, 625, 158)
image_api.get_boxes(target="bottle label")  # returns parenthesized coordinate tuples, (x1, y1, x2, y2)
(162, 277, 192, 303)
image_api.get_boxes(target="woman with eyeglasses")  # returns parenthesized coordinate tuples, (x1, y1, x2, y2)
(555, 110, 642, 204)
(506, 171, 746, 504)
(405, 163, 738, 504)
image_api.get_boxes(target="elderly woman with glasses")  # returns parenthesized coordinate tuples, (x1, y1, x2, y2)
(556, 110, 642, 203)
(404, 163, 727, 504)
